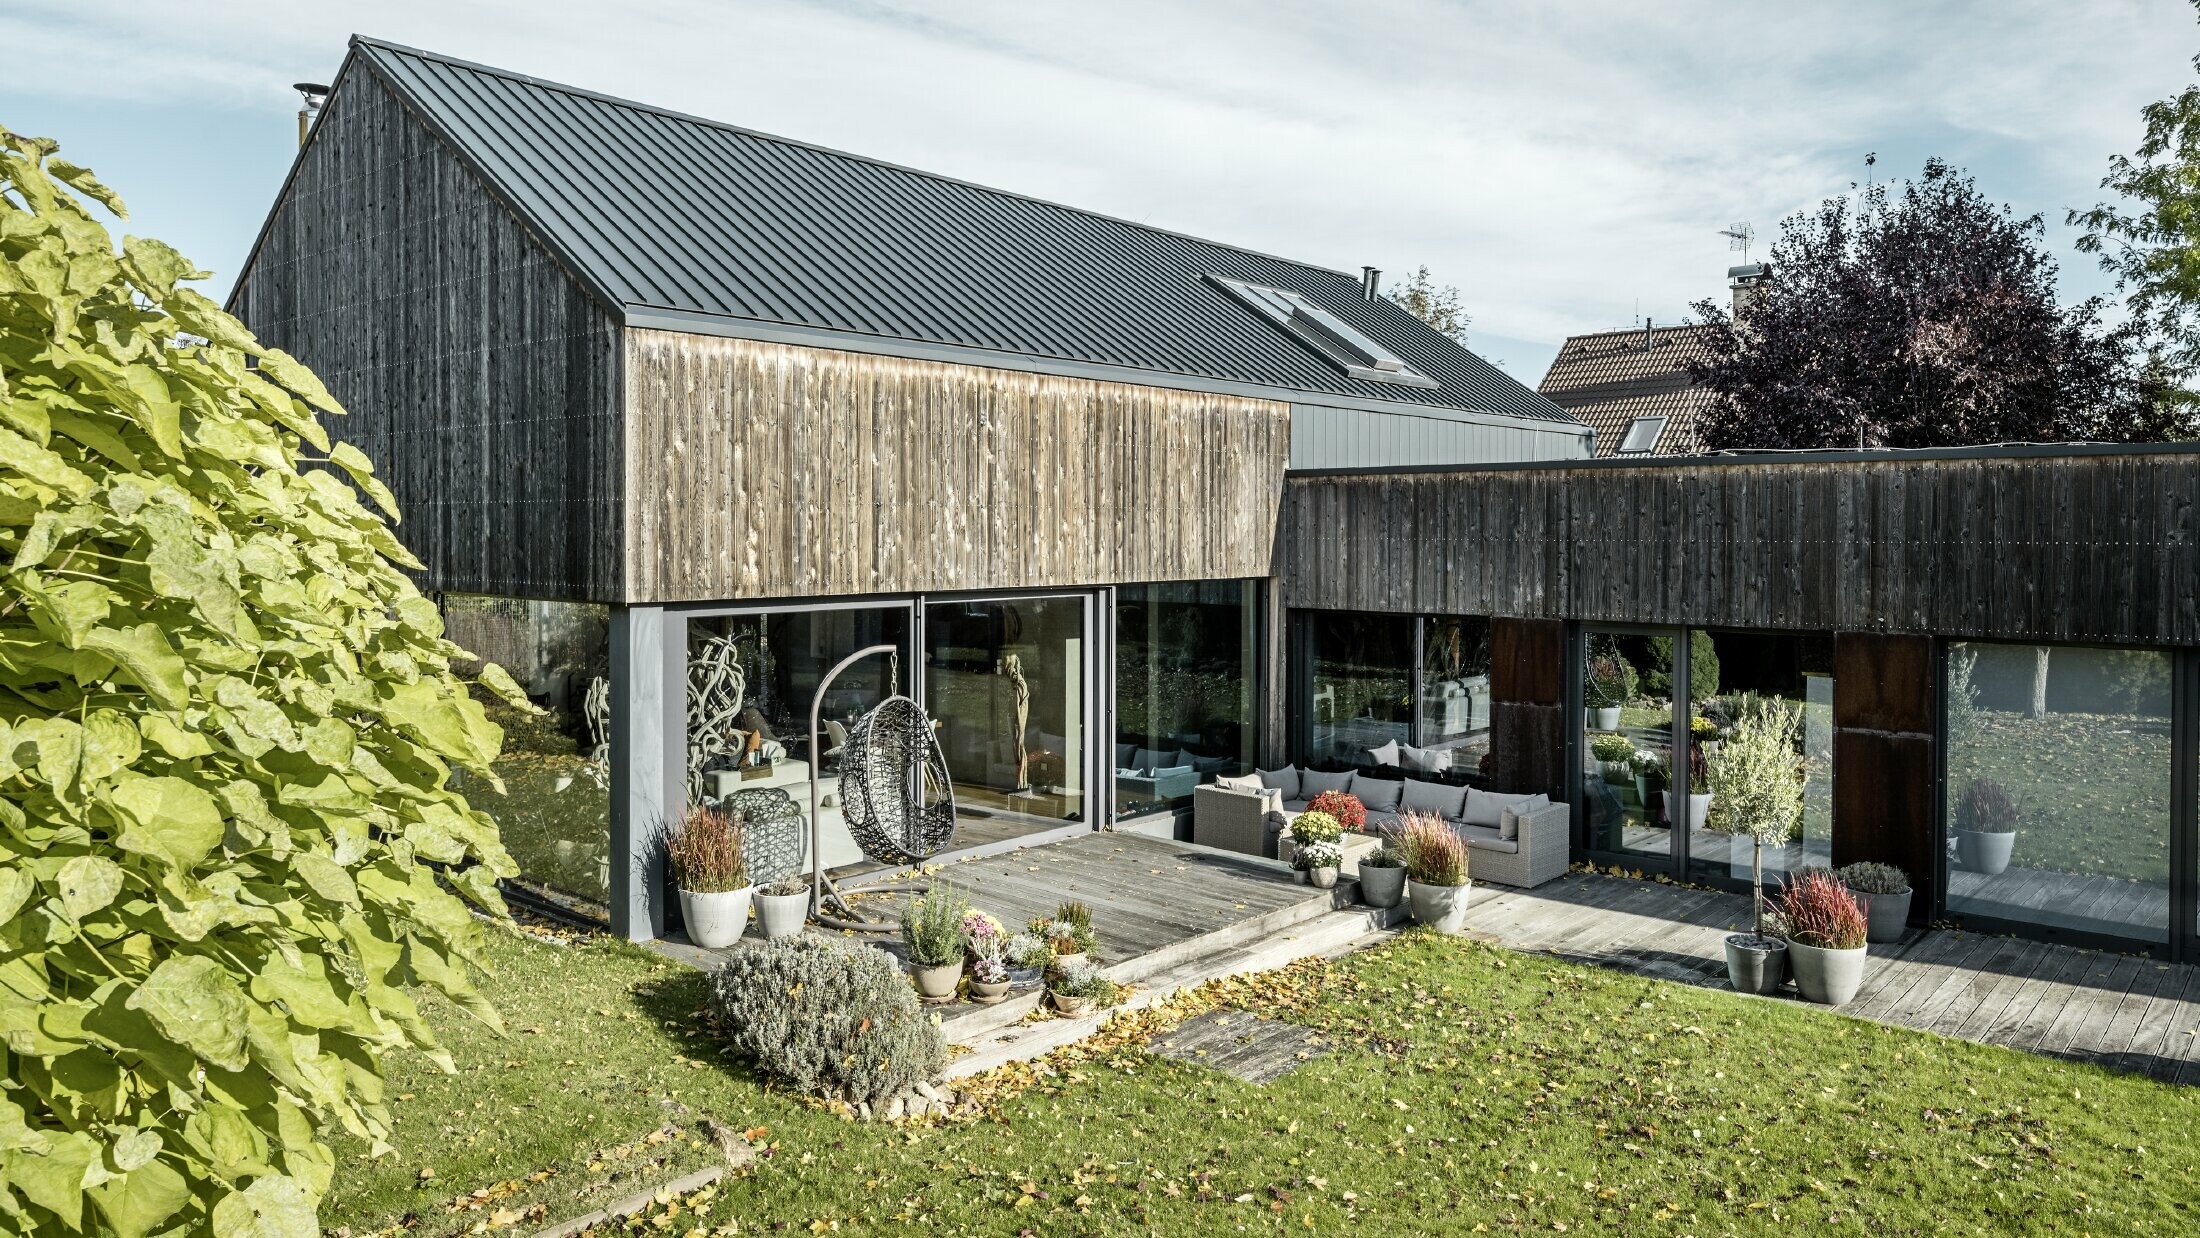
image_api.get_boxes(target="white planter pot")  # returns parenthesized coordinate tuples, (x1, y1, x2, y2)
(1788, 940, 1867, 1006)
(1687, 792, 1713, 830)
(679, 885, 753, 949)
(1955, 829, 2015, 876)
(1591, 707, 1622, 731)
(910, 960, 962, 1003)
(754, 889, 810, 940)
(1861, 888, 1912, 944)
(1357, 864, 1407, 909)
(1406, 878, 1472, 934)
(1309, 866, 1339, 890)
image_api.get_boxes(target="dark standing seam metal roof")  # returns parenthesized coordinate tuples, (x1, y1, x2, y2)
(332, 36, 1580, 427)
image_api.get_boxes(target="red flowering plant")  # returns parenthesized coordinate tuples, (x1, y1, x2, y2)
(1306, 789, 1367, 832)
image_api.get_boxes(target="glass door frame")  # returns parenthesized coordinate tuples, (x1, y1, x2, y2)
(1571, 621, 1691, 878)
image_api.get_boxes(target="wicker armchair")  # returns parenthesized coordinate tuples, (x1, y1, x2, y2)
(1461, 801, 1570, 889)
(1191, 785, 1282, 859)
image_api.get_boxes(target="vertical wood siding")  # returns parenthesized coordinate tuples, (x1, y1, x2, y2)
(623, 330, 1291, 603)
(1282, 454, 2200, 646)
(229, 67, 624, 601)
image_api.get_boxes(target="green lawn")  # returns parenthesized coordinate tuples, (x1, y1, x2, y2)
(1960, 709, 2173, 884)
(327, 926, 2200, 1236)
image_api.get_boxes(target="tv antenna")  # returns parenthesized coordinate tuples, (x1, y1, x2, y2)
(1719, 221, 1756, 264)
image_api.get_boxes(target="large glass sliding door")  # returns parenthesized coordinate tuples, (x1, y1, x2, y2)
(1580, 628, 1679, 868)
(1684, 631, 1835, 887)
(923, 594, 1092, 848)
(1113, 582, 1260, 822)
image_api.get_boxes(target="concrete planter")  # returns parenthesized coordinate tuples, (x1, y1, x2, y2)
(1049, 992, 1092, 1017)
(1955, 829, 2015, 876)
(1358, 863, 1407, 909)
(753, 889, 809, 940)
(910, 960, 962, 1004)
(968, 978, 1012, 1005)
(1686, 792, 1714, 831)
(1407, 878, 1472, 934)
(1590, 707, 1622, 731)
(1309, 865, 1339, 890)
(1788, 940, 1867, 1006)
(678, 885, 752, 949)
(1723, 934, 1788, 995)
(1861, 888, 1912, 944)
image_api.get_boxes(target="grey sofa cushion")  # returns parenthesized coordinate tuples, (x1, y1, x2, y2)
(1466, 788, 1546, 829)
(1133, 747, 1166, 771)
(1352, 775, 1405, 812)
(1257, 766, 1300, 800)
(1399, 743, 1452, 774)
(1211, 773, 1263, 794)
(1365, 810, 1406, 834)
(1116, 743, 1137, 767)
(1281, 799, 1310, 814)
(1298, 768, 1355, 798)
(1459, 823, 1519, 854)
(1364, 739, 1401, 768)
(1399, 777, 1467, 819)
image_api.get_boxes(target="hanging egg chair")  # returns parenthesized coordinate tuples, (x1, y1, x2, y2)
(835, 695, 956, 865)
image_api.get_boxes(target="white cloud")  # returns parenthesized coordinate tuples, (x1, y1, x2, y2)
(6, 0, 2194, 382)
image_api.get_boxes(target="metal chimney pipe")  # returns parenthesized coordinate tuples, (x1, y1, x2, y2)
(294, 82, 330, 147)
(1361, 266, 1381, 299)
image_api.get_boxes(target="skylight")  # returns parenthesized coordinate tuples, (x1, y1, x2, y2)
(1617, 416, 1666, 454)
(1209, 277, 1438, 389)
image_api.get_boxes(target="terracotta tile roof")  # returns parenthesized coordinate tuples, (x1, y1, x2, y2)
(1536, 324, 1720, 456)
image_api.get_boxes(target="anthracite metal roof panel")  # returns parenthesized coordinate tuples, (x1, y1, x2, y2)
(343, 36, 1579, 427)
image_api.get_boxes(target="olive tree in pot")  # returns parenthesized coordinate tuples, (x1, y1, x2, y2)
(1953, 778, 2018, 875)
(1780, 871, 1870, 1005)
(1701, 700, 1803, 995)
(668, 806, 752, 948)
(1399, 811, 1472, 933)
(1356, 838, 1409, 909)
(1837, 861, 1913, 943)
(900, 883, 969, 1003)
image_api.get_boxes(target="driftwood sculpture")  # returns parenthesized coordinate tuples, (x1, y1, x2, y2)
(686, 633, 750, 802)
(1003, 652, 1030, 791)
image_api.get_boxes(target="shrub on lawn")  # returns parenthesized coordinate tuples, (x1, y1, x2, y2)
(708, 936, 946, 1103)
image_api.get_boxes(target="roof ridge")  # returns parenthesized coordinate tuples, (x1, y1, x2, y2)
(349, 34, 1366, 285)
(1559, 323, 1712, 343)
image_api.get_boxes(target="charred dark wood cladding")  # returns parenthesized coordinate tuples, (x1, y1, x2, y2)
(229, 67, 624, 601)
(1283, 451, 2200, 646)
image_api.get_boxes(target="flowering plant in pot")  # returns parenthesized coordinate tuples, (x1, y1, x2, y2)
(1305, 789, 1367, 833)
(966, 935, 1013, 1004)
(1045, 956, 1118, 1016)
(1702, 701, 1802, 994)
(1288, 810, 1344, 886)
(1836, 861, 1912, 944)
(1355, 838, 1408, 910)
(1953, 779, 2018, 875)
(753, 877, 810, 940)
(1398, 811, 1471, 933)
(667, 805, 751, 948)
(900, 883, 970, 1003)
(1035, 900, 1096, 960)
(1779, 871, 1869, 1005)
(1590, 732, 1636, 782)
(1629, 749, 1667, 818)
(1003, 932, 1050, 987)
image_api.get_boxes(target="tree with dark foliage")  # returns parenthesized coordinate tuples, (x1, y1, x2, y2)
(1687, 158, 2183, 450)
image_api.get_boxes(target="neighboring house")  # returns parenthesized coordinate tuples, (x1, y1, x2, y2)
(233, 37, 2200, 965)
(1536, 322, 1716, 457)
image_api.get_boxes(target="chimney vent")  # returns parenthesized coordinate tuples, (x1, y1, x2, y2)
(294, 82, 330, 147)
(1361, 266, 1381, 299)
(1728, 261, 1771, 315)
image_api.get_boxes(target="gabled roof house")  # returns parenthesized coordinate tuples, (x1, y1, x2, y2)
(1536, 323, 1717, 457)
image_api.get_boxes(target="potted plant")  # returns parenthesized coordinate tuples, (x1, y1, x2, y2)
(1690, 714, 1722, 758)
(900, 883, 969, 1003)
(1305, 789, 1367, 833)
(1701, 701, 1802, 994)
(1780, 870, 1869, 1005)
(967, 936, 1013, 1004)
(1583, 654, 1634, 731)
(1683, 744, 1713, 832)
(1953, 778, 2018, 875)
(1356, 839, 1408, 910)
(666, 805, 751, 948)
(1630, 750, 1667, 820)
(1046, 956, 1118, 1016)
(1398, 811, 1471, 933)
(1035, 900, 1096, 961)
(1590, 732, 1636, 783)
(1289, 810, 1344, 886)
(752, 877, 810, 940)
(1837, 861, 1913, 943)
(1003, 931, 1050, 988)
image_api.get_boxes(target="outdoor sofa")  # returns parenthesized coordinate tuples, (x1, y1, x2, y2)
(1191, 765, 1570, 889)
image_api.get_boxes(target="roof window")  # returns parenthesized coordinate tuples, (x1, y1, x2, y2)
(1209, 276, 1438, 389)
(1617, 416, 1667, 454)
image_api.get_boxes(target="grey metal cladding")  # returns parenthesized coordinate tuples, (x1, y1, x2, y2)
(347, 35, 1579, 426)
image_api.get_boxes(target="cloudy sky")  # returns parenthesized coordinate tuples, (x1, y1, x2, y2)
(2, 0, 2193, 382)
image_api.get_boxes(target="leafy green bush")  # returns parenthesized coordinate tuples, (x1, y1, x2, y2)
(899, 883, 968, 967)
(1835, 861, 1910, 895)
(0, 132, 527, 1234)
(1642, 631, 1719, 699)
(707, 936, 946, 1103)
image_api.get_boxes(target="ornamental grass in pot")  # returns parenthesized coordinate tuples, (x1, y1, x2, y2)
(1399, 811, 1471, 933)
(1356, 839, 1408, 909)
(1046, 956, 1118, 1016)
(1035, 900, 1096, 962)
(1780, 871, 1869, 1005)
(1289, 810, 1345, 888)
(1701, 701, 1802, 995)
(1837, 861, 1913, 943)
(667, 805, 751, 948)
(900, 883, 969, 1003)
(1953, 778, 2018, 876)
(753, 877, 811, 940)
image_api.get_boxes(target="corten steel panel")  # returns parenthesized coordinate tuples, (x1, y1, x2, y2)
(1834, 633, 1935, 735)
(1832, 731, 1938, 923)
(1492, 618, 1568, 708)
(1490, 702, 1568, 802)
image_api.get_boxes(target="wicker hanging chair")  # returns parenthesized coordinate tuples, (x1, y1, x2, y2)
(837, 695, 956, 865)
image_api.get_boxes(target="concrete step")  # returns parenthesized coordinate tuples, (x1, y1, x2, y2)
(941, 899, 1406, 1080)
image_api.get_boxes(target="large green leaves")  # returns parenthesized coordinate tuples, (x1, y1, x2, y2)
(0, 128, 523, 1235)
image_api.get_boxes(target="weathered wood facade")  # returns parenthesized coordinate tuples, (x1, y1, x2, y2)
(623, 331, 1290, 603)
(1282, 447, 2200, 646)
(229, 68, 625, 602)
